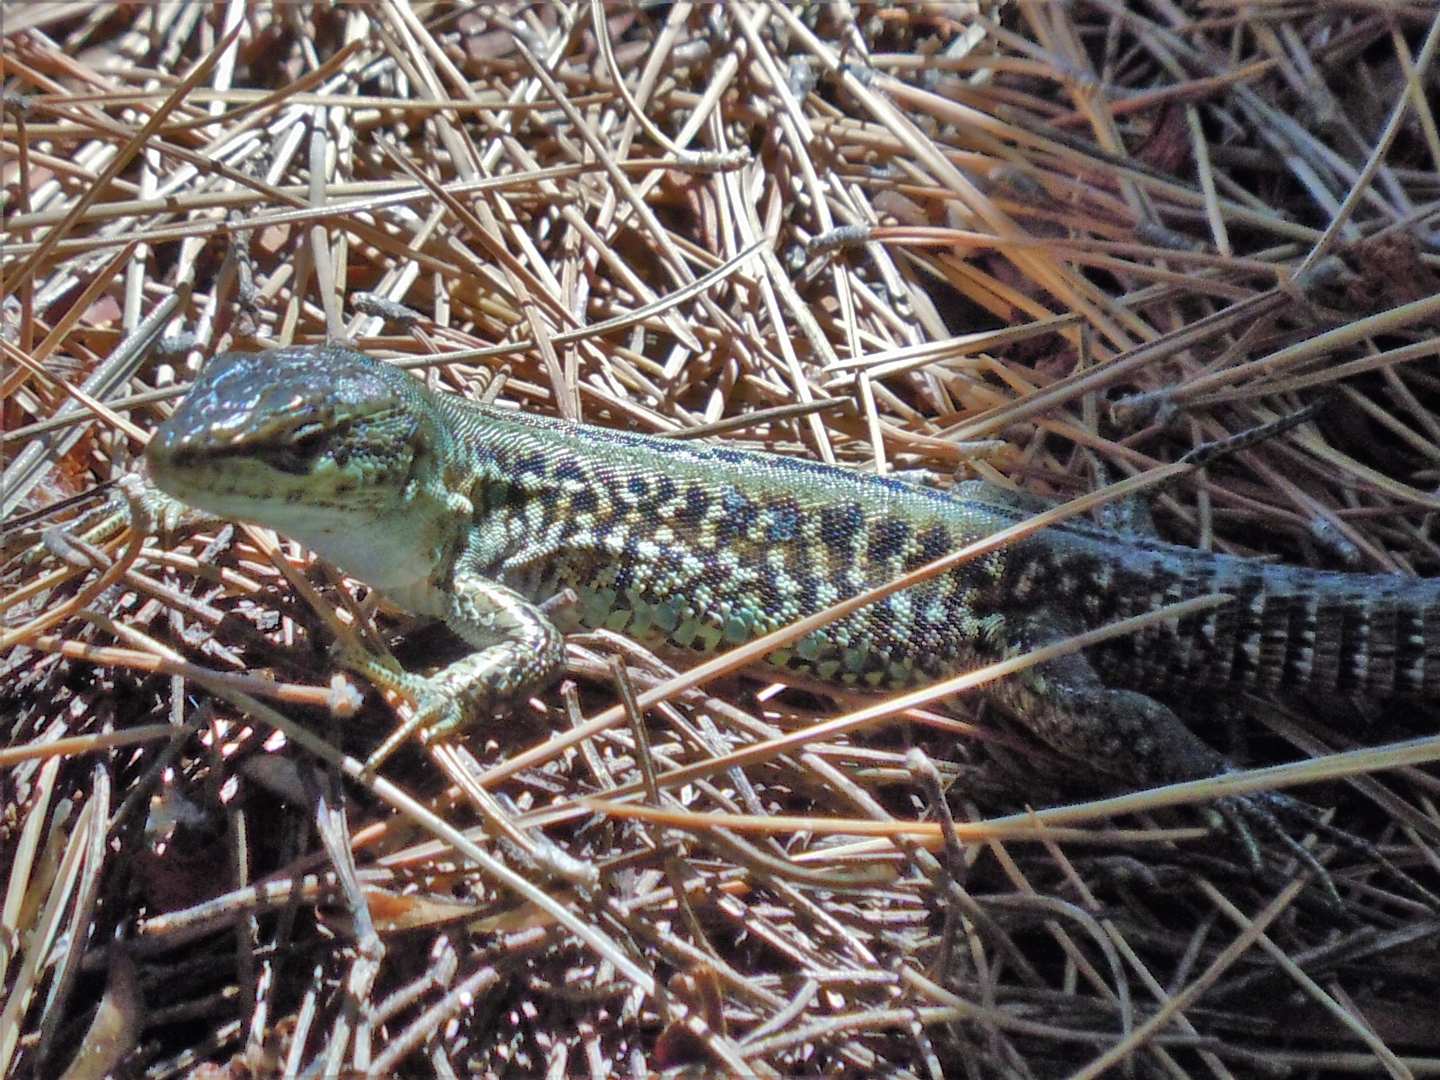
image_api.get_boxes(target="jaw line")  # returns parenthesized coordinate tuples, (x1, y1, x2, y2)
(148, 464, 267, 523)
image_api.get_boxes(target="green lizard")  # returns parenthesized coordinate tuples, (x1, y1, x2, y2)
(125, 346, 1438, 824)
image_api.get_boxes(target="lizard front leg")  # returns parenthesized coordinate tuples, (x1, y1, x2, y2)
(342, 574, 565, 775)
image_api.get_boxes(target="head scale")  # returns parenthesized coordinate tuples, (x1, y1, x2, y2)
(146, 345, 430, 524)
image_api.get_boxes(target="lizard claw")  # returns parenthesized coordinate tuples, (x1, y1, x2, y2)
(1236, 791, 1440, 914)
(360, 687, 463, 778)
(14, 475, 216, 572)
(1205, 789, 1440, 913)
(1207, 791, 1350, 908)
(331, 642, 466, 776)
(116, 472, 194, 541)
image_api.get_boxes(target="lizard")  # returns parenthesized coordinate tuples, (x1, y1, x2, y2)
(59, 344, 1440, 852)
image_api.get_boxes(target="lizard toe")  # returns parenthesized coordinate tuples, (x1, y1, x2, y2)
(1211, 792, 1345, 909)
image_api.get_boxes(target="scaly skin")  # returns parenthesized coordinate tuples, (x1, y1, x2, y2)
(144, 345, 1440, 787)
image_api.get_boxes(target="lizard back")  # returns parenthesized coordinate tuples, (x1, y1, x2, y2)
(438, 394, 1440, 701)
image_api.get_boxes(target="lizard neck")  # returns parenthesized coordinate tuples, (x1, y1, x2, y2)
(276, 412, 481, 614)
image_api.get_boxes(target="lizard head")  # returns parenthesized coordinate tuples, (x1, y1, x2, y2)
(146, 345, 435, 532)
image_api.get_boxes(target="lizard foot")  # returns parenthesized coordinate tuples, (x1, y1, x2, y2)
(332, 644, 467, 777)
(11, 474, 219, 572)
(1209, 791, 1344, 907)
(1207, 789, 1440, 913)
(1238, 790, 1440, 913)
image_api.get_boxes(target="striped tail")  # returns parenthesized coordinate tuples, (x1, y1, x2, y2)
(1074, 542, 1440, 699)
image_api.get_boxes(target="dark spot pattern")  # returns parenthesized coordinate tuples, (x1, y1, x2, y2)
(917, 525, 950, 565)
(820, 502, 864, 556)
(429, 387, 1440, 700)
(613, 536, 641, 592)
(554, 459, 586, 484)
(718, 489, 760, 540)
(676, 486, 712, 528)
(511, 451, 548, 479)
(867, 518, 911, 563)
(797, 573, 823, 612)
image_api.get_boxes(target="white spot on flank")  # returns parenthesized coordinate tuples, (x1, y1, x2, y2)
(1240, 634, 1261, 665)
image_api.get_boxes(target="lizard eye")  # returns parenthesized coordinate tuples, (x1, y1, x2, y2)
(256, 430, 327, 475)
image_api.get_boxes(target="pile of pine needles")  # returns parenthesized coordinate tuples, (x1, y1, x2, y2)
(4, 3, 1440, 1076)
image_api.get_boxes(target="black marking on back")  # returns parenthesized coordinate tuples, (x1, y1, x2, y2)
(867, 518, 911, 563)
(676, 486, 712, 528)
(717, 489, 761, 541)
(820, 502, 864, 557)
